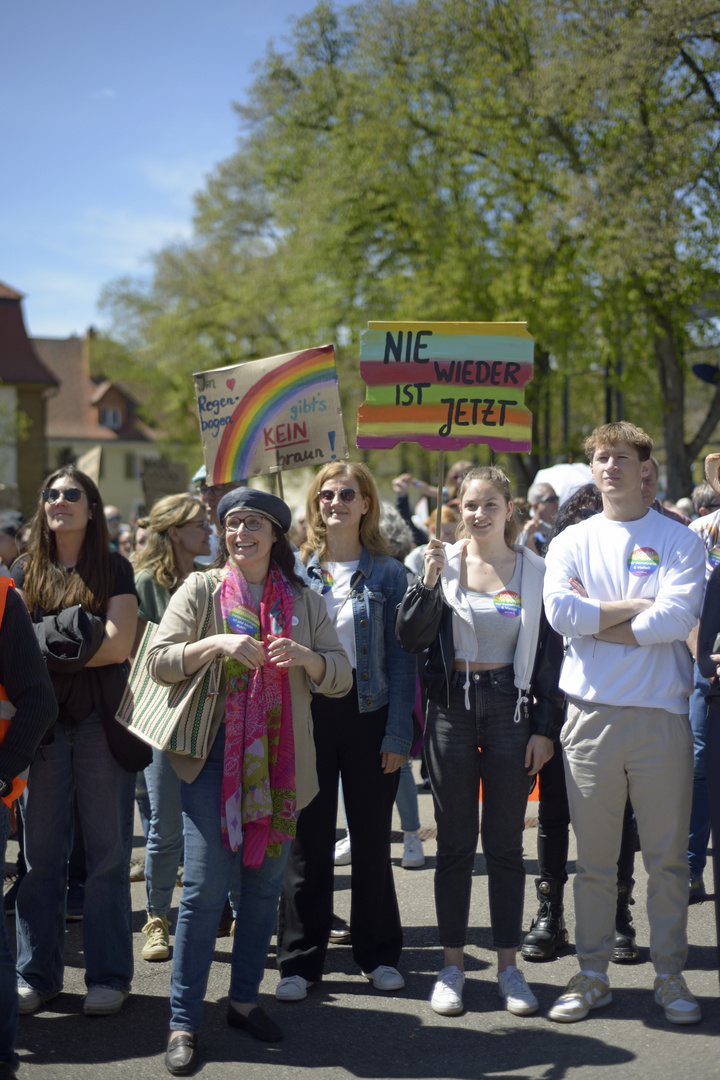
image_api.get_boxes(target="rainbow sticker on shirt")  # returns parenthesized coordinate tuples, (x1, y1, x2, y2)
(320, 568, 334, 595)
(627, 547, 660, 577)
(494, 590, 521, 617)
(709, 546, 720, 568)
(227, 604, 260, 636)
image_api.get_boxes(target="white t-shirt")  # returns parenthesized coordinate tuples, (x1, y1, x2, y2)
(319, 561, 360, 669)
(544, 511, 705, 713)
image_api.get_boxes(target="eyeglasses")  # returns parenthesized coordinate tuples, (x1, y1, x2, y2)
(42, 487, 84, 504)
(225, 515, 266, 533)
(532, 495, 558, 507)
(318, 488, 358, 504)
(180, 518, 212, 531)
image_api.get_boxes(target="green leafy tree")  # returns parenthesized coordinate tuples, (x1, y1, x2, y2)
(100, 0, 720, 496)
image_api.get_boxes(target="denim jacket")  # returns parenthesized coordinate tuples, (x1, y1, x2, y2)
(301, 547, 416, 757)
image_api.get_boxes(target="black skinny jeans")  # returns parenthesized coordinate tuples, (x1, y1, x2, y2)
(425, 666, 531, 950)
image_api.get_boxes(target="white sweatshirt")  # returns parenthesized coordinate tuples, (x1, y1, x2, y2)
(543, 510, 705, 713)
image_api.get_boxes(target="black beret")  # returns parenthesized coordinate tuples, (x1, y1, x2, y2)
(216, 487, 292, 534)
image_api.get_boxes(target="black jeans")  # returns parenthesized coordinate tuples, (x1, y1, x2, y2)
(426, 666, 530, 950)
(277, 675, 402, 979)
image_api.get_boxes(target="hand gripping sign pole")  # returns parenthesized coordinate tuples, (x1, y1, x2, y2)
(356, 321, 534, 533)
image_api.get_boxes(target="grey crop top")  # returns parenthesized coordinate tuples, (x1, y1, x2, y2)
(457, 556, 523, 663)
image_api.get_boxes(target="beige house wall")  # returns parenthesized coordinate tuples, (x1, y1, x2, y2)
(46, 438, 161, 523)
(16, 388, 48, 519)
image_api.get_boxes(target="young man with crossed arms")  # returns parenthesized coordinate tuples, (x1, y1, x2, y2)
(543, 422, 705, 1024)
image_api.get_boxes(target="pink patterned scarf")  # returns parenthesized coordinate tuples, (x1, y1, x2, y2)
(219, 560, 296, 867)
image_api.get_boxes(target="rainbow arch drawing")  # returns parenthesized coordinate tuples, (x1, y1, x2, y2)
(201, 345, 344, 481)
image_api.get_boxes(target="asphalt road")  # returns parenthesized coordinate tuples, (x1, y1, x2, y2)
(4, 761, 720, 1080)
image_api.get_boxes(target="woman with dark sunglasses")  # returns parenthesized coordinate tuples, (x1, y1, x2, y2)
(11, 466, 146, 1017)
(276, 462, 416, 1001)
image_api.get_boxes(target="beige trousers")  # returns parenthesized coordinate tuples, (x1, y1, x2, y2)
(562, 698, 693, 975)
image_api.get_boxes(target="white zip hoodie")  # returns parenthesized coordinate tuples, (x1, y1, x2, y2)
(439, 539, 547, 716)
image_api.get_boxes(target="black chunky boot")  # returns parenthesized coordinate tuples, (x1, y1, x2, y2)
(521, 878, 569, 961)
(611, 881, 639, 963)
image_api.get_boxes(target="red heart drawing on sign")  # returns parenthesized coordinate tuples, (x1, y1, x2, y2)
(226, 379, 236, 390)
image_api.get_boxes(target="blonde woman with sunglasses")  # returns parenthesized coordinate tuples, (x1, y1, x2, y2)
(276, 463, 416, 1001)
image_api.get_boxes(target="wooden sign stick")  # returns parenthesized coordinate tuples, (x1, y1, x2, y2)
(435, 449, 445, 539)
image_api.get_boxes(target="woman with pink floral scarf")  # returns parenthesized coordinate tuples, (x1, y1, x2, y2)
(147, 487, 351, 1077)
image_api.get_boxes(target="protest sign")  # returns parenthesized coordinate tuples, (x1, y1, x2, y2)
(141, 458, 189, 509)
(194, 345, 347, 483)
(77, 446, 102, 485)
(356, 321, 533, 453)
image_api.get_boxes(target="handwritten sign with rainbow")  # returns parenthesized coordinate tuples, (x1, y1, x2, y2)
(356, 321, 534, 452)
(194, 345, 347, 482)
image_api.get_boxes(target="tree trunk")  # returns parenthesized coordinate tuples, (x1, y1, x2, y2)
(653, 323, 693, 499)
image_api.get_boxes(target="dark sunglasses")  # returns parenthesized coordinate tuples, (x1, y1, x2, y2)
(318, 488, 358, 504)
(42, 487, 84, 504)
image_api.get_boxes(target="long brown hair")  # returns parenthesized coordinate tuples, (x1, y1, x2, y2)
(23, 466, 112, 614)
(133, 493, 206, 592)
(456, 466, 521, 547)
(302, 462, 389, 564)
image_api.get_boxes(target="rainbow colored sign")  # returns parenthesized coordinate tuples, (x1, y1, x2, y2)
(194, 345, 347, 482)
(356, 321, 534, 452)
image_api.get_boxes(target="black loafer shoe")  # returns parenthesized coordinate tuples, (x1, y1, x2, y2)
(329, 914, 351, 944)
(165, 1033, 198, 1076)
(226, 1003, 284, 1042)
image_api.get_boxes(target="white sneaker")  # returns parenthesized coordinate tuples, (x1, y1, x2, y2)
(276, 975, 311, 1001)
(430, 965, 465, 1015)
(402, 832, 425, 868)
(362, 965, 405, 991)
(548, 972, 612, 1022)
(497, 966, 539, 1016)
(83, 986, 129, 1015)
(17, 985, 60, 1015)
(654, 974, 702, 1025)
(334, 835, 352, 865)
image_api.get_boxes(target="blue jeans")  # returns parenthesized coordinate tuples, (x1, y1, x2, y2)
(144, 748, 183, 918)
(0, 803, 18, 1071)
(688, 663, 711, 879)
(16, 714, 135, 995)
(170, 727, 291, 1032)
(425, 667, 531, 950)
(395, 760, 421, 833)
(135, 768, 151, 842)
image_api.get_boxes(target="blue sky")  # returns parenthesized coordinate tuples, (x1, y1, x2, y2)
(2, 0, 336, 337)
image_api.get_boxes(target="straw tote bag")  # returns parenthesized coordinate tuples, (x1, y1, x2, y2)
(116, 571, 220, 758)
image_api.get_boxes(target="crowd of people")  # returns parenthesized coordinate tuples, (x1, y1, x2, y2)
(1, 419, 719, 1078)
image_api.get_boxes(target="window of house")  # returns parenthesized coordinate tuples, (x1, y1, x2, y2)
(125, 452, 139, 480)
(99, 407, 122, 430)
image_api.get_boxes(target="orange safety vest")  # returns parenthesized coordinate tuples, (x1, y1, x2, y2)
(0, 577, 25, 808)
